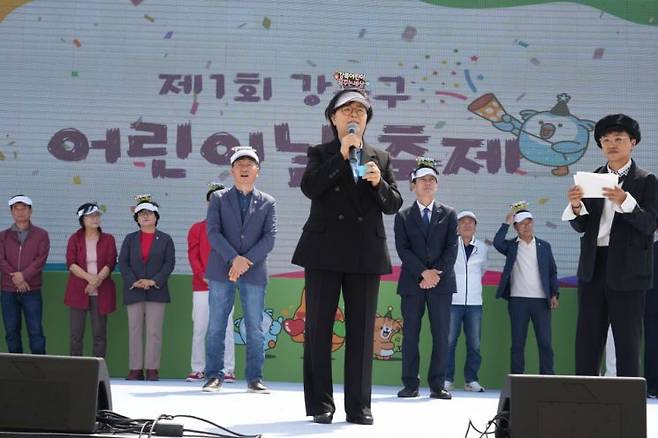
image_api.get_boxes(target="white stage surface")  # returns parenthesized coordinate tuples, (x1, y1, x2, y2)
(110, 379, 658, 437)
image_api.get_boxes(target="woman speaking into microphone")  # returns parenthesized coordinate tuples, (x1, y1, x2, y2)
(292, 85, 402, 425)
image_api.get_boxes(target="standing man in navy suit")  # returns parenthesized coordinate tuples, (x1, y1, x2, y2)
(202, 147, 277, 394)
(395, 158, 457, 400)
(563, 114, 658, 377)
(494, 207, 559, 375)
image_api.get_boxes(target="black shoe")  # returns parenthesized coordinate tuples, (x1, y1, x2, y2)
(397, 386, 419, 398)
(346, 414, 374, 425)
(312, 412, 333, 424)
(429, 389, 452, 400)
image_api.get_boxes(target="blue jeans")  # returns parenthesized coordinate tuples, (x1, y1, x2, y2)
(205, 279, 265, 382)
(446, 305, 482, 383)
(1, 290, 46, 354)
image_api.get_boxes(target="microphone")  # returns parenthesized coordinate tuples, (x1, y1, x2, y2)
(347, 122, 359, 162)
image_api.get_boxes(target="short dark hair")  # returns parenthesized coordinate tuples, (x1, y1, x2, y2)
(133, 201, 160, 226)
(594, 114, 641, 148)
(324, 88, 373, 140)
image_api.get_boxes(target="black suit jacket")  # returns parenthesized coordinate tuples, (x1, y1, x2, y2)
(570, 160, 658, 290)
(119, 230, 175, 305)
(292, 139, 403, 274)
(394, 202, 458, 295)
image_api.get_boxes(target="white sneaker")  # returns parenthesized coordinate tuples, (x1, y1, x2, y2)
(444, 380, 454, 391)
(464, 381, 485, 392)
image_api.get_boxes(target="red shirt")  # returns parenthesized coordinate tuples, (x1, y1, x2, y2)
(187, 220, 212, 291)
(140, 231, 155, 263)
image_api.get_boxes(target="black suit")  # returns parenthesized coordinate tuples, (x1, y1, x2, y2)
(394, 202, 457, 391)
(569, 159, 658, 376)
(292, 139, 402, 417)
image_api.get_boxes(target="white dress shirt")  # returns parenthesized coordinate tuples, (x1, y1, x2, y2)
(416, 200, 435, 221)
(510, 237, 544, 299)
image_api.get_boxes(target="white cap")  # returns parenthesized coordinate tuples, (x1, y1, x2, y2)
(457, 210, 477, 222)
(514, 211, 534, 223)
(8, 195, 32, 207)
(334, 91, 371, 110)
(230, 146, 260, 165)
(411, 167, 438, 181)
(77, 204, 101, 217)
(134, 202, 159, 214)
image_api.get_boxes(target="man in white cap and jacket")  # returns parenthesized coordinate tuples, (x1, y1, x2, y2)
(445, 210, 488, 392)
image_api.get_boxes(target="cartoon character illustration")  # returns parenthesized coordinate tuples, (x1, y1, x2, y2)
(283, 288, 345, 352)
(373, 306, 403, 360)
(234, 308, 284, 352)
(468, 93, 595, 176)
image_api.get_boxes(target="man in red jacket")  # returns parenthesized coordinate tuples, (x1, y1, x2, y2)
(186, 184, 236, 382)
(0, 195, 50, 354)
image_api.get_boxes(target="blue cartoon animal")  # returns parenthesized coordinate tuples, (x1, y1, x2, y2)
(469, 93, 595, 176)
(234, 308, 284, 352)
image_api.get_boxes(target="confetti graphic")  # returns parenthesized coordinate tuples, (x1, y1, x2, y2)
(545, 221, 558, 229)
(190, 101, 199, 114)
(434, 121, 446, 129)
(592, 48, 605, 59)
(71, 71, 79, 77)
(358, 28, 366, 38)
(0, 152, 5, 161)
(262, 17, 271, 29)
(73, 175, 81, 185)
(537, 197, 549, 205)
(144, 14, 155, 23)
(164, 31, 173, 39)
(205, 60, 212, 69)
(464, 69, 477, 93)
(435, 91, 468, 100)
(131, 0, 143, 5)
(402, 26, 416, 42)
(516, 92, 526, 101)
(530, 57, 540, 65)
(73, 38, 81, 48)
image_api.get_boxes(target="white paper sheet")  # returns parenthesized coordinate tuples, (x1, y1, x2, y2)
(574, 171, 619, 198)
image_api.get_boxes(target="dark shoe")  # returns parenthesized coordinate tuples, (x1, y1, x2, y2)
(126, 369, 144, 380)
(247, 379, 270, 394)
(312, 412, 333, 424)
(430, 389, 452, 400)
(648, 390, 657, 399)
(397, 386, 419, 398)
(346, 414, 374, 425)
(202, 378, 223, 393)
(145, 369, 159, 381)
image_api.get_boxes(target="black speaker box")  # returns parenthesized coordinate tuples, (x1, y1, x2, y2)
(495, 374, 646, 438)
(0, 353, 112, 433)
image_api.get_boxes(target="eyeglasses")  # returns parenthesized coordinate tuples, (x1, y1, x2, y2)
(600, 136, 631, 146)
(338, 106, 367, 117)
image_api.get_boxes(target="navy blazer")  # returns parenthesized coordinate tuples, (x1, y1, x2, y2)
(569, 160, 658, 291)
(206, 186, 277, 286)
(119, 229, 175, 305)
(394, 202, 458, 295)
(493, 223, 558, 305)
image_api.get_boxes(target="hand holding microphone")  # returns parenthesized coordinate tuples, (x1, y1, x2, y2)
(340, 122, 361, 160)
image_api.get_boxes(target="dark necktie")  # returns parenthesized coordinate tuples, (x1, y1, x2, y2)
(422, 207, 430, 232)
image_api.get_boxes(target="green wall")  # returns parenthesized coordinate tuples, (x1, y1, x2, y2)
(0, 272, 579, 389)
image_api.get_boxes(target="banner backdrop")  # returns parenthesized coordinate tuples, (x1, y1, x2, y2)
(1, 0, 657, 281)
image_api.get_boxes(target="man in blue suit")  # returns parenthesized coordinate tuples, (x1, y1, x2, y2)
(493, 208, 559, 375)
(395, 158, 457, 400)
(202, 147, 277, 394)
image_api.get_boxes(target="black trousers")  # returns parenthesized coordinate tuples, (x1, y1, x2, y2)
(400, 291, 451, 391)
(645, 289, 658, 392)
(575, 247, 645, 377)
(303, 269, 379, 417)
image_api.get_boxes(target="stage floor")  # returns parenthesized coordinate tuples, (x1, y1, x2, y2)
(109, 379, 658, 437)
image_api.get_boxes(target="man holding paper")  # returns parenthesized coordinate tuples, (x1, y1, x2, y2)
(563, 114, 658, 377)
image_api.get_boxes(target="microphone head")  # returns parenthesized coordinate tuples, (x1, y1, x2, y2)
(347, 122, 359, 135)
